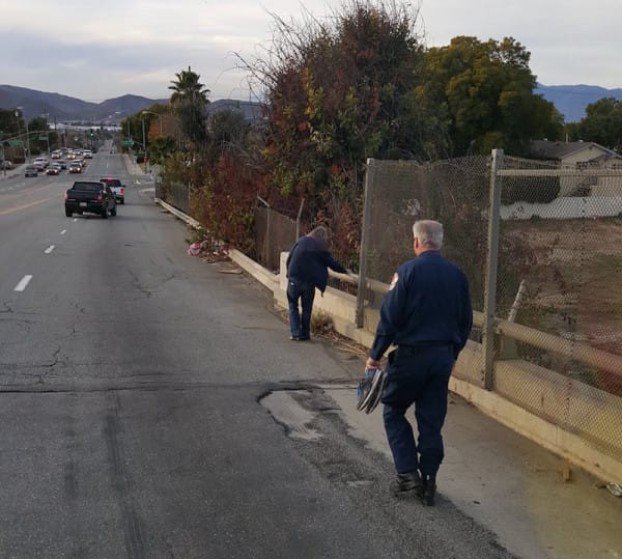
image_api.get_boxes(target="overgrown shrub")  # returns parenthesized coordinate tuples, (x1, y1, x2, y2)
(191, 152, 260, 254)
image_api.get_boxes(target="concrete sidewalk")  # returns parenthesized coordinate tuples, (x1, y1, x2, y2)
(122, 153, 152, 179)
(0, 163, 26, 181)
(154, 177, 622, 558)
(320, 382, 622, 559)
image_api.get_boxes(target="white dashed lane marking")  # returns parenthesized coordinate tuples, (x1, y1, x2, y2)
(44, 245, 55, 254)
(73, 218, 77, 222)
(60, 229, 67, 235)
(14, 275, 32, 292)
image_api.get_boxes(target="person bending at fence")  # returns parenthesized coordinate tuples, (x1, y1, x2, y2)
(366, 219, 472, 505)
(286, 226, 348, 341)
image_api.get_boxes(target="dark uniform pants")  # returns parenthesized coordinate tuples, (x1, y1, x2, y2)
(287, 279, 315, 339)
(381, 345, 455, 477)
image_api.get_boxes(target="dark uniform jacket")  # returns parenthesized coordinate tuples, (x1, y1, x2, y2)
(370, 251, 472, 360)
(286, 236, 347, 293)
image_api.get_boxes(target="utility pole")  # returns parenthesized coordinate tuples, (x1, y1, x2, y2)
(24, 118, 31, 163)
(0, 131, 6, 178)
(141, 117, 147, 172)
(15, 108, 31, 163)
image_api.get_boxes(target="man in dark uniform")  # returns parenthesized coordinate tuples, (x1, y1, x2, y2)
(286, 226, 348, 341)
(366, 220, 472, 505)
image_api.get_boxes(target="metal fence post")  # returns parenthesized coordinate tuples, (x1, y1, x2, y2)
(481, 149, 504, 390)
(257, 196, 270, 267)
(295, 198, 305, 241)
(356, 159, 375, 328)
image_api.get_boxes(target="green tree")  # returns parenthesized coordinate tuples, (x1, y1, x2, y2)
(419, 36, 563, 156)
(148, 137, 177, 165)
(0, 110, 25, 162)
(119, 112, 146, 153)
(0, 109, 21, 137)
(205, 109, 250, 163)
(569, 98, 622, 151)
(169, 66, 210, 146)
(209, 110, 249, 147)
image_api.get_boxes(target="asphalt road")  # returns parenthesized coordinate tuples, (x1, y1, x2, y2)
(0, 145, 515, 558)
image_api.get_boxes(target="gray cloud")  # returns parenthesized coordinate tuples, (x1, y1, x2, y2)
(0, 29, 251, 101)
(1, 0, 620, 102)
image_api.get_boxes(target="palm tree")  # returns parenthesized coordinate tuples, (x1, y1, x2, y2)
(168, 66, 210, 146)
(169, 66, 210, 106)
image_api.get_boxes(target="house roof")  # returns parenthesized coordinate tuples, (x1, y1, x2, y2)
(529, 140, 620, 161)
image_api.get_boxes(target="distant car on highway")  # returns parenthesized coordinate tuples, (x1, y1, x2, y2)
(1, 160, 14, 169)
(24, 165, 38, 177)
(46, 165, 61, 175)
(69, 161, 82, 173)
(57, 160, 68, 169)
(64, 181, 117, 218)
(100, 177, 125, 204)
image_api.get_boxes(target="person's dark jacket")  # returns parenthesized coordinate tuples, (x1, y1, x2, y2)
(286, 236, 347, 293)
(370, 251, 472, 361)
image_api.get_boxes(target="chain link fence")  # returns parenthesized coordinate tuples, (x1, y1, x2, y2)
(357, 154, 622, 464)
(494, 154, 622, 461)
(254, 204, 298, 272)
(155, 180, 191, 216)
(356, 157, 490, 360)
(154, 152, 622, 464)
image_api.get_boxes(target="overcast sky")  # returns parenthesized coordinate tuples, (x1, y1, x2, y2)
(1, 0, 620, 102)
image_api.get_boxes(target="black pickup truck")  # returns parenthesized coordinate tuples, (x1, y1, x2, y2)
(64, 181, 117, 218)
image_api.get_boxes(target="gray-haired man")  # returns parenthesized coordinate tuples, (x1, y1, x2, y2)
(286, 226, 348, 341)
(366, 220, 472, 505)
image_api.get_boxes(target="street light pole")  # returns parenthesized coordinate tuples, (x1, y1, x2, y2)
(15, 108, 31, 164)
(0, 132, 6, 178)
(142, 110, 163, 135)
(141, 110, 164, 174)
(141, 117, 147, 173)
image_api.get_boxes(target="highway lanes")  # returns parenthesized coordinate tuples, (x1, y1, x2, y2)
(0, 146, 512, 558)
(0, 147, 395, 558)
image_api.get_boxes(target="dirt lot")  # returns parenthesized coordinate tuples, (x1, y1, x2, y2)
(500, 217, 622, 393)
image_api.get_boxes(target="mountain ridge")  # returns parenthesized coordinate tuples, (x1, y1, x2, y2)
(2, 83, 621, 124)
(0, 85, 170, 122)
(535, 83, 622, 122)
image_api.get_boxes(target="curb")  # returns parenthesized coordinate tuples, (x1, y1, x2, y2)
(154, 197, 201, 229)
(153, 198, 279, 290)
(0, 164, 26, 181)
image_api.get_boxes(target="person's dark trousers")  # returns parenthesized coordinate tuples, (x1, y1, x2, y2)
(381, 345, 455, 477)
(286, 279, 315, 339)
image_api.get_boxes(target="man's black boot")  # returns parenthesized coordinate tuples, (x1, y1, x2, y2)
(390, 472, 422, 498)
(420, 475, 436, 506)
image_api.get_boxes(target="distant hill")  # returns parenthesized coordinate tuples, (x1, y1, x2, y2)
(536, 84, 622, 122)
(94, 94, 170, 121)
(0, 85, 93, 121)
(0, 84, 262, 124)
(6, 82, 619, 125)
(0, 85, 169, 122)
(206, 99, 263, 122)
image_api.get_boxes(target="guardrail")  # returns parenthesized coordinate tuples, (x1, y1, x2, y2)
(352, 278, 622, 383)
